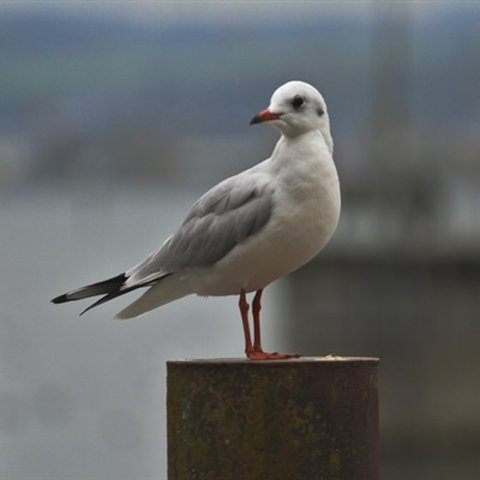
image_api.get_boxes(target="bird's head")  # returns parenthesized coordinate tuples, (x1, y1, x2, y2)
(250, 81, 332, 148)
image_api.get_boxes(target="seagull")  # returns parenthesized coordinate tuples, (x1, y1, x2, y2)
(52, 81, 341, 360)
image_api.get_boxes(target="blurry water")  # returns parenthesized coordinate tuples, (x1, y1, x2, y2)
(0, 185, 287, 480)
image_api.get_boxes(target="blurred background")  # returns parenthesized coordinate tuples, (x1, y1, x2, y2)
(1, 1, 479, 479)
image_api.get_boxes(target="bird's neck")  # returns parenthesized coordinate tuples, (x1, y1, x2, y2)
(268, 130, 340, 215)
(272, 130, 334, 166)
(267, 131, 338, 200)
(275, 123, 334, 155)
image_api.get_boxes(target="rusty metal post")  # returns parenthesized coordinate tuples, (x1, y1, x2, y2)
(167, 357, 379, 480)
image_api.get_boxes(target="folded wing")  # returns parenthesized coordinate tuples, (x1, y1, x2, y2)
(126, 173, 274, 286)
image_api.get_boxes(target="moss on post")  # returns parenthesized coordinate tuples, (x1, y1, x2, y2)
(167, 357, 379, 480)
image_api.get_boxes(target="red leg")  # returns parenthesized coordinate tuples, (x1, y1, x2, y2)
(252, 288, 263, 352)
(239, 289, 253, 357)
(245, 289, 300, 361)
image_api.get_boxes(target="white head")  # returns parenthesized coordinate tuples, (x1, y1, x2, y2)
(250, 81, 333, 151)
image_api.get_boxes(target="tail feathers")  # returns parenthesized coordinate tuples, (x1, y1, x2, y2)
(79, 288, 130, 316)
(51, 273, 127, 304)
(52, 272, 175, 316)
(78, 276, 171, 316)
(115, 275, 190, 319)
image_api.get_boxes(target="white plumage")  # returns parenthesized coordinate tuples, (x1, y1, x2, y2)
(52, 81, 341, 359)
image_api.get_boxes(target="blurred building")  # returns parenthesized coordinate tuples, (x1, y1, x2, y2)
(1, 3, 479, 479)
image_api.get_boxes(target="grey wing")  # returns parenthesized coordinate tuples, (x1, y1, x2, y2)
(126, 174, 273, 285)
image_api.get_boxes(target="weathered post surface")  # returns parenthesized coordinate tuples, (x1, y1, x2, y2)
(167, 357, 379, 480)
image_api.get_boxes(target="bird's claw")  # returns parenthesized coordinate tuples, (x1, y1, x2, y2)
(246, 350, 300, 361)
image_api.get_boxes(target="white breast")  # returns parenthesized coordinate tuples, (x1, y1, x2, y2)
(189, 132, 341, 297)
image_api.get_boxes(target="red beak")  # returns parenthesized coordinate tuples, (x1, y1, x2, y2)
(249, 108, 282, 125)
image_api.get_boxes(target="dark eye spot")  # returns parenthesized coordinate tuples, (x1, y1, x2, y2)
(291, 95, 305, 110)
(317, 107, 324, 117)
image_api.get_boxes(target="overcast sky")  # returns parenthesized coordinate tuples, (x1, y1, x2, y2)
(0, 1, 468, 27)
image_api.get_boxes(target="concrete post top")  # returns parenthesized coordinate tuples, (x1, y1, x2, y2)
(167, 355, 380, 366)
(167, 354, 379, 479)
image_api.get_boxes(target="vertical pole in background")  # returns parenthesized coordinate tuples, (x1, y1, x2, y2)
(167, 357, 379, 480)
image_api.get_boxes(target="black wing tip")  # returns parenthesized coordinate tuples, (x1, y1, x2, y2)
(52, 272, 162, 316)
(51, 272, 128, 306)
(78, 287, 131, 316)
(79, 304, 91, 316)
(51, 294, 69, 304)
